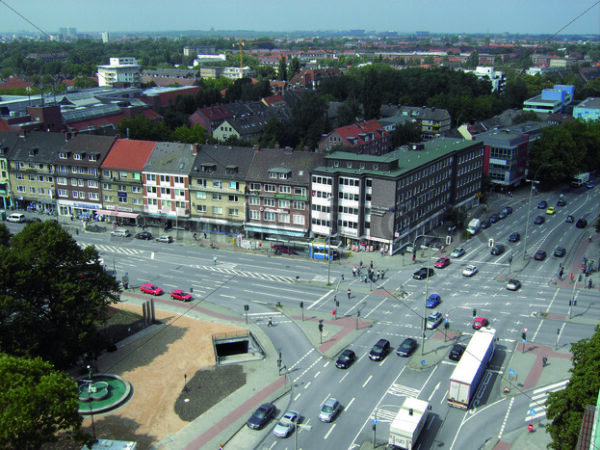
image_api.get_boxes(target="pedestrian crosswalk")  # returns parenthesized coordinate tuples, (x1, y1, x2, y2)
(80, 243, 145, 256)
(388, 383, 421, 398)
(524, 380, 568, 422)
(194, 265, 297, 284)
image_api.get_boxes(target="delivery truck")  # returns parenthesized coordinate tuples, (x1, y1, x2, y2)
(448, 327, 496, 409)
(388, 397, 431, 449)
(466, 218, 481, 235)
(571, 172, 590, 187)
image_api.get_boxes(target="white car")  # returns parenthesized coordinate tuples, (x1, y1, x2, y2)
(462, 265, 478, 277)
(272, 410, 300, 438)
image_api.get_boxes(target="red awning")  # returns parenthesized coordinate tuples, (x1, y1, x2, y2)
(95, 210, 139, 219)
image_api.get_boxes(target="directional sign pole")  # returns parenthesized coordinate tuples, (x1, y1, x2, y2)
(372, 418, 377, 447)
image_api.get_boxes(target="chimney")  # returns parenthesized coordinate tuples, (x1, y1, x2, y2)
(193, 144, 198, 154)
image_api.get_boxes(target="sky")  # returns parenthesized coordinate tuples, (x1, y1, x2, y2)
(1, 0, 599, 36)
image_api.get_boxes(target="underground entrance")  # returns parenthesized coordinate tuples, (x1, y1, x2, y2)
(213, 332, 264, 365)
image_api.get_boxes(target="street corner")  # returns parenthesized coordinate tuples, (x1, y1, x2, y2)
(406, 338, 453, 370)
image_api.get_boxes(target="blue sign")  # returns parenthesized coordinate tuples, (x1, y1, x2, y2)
(421, 359, 426, 366)
(530, 407, 536, 416)
(372, 418, 378, 425)
(509, 368, 515, 377)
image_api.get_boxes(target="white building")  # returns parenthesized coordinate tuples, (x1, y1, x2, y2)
(223, 66, 256, 80)
(464, 66, 505, 93)
(97, 57, 141, 87)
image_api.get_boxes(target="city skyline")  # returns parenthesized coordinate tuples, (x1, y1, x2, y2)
(0, 0, 599, 37)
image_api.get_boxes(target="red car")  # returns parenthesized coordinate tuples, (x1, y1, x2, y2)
(140, 283, 164, 296)
(434, 257, 450, 268)
(170, 289, 192, 302)
(472, 317, 489, 330)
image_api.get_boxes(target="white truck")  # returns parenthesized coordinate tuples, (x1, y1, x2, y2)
(448, 328, 496, 409)
(571, 172, 590, 187)
(388, 397, 431, 449)
(466, 218, 481, 235)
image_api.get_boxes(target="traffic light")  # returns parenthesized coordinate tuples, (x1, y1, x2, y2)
(318, 322, 323, 333)
(472, 308, 477, 317)
(522, 331, 527, 341)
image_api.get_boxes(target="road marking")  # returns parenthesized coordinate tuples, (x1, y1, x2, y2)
(498, 397, 515, 439)
(294, 393, 301, 401)
(307, 290, 334, 310)
(340, 372, 349, 383)
(524, 380, 568, 422)
(324, 423, 336, 439)
(362, 375, 373, 388)
(365, 296, 389, 318)
(428, 382, 440, 402)
(314, 371, 321, 379)
(346, 397, 355, 411)
(304, 381, 311, 390)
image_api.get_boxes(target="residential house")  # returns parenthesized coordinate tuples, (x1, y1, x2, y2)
(318, 119, 391, 155)
(6, 131, 67, 212)
(212, 115, 270, 143)
(245, 148, 324, 239)
(142, 142, 196, 229)
(188, 105, 233, 134)
(99, 139, 156, 226)
(55, 135, 116, 218)
(188, 145, 255, 234)
(0, 131, 19, 209)
(289, 68, 341, 89)
(396, 106, 451, 139)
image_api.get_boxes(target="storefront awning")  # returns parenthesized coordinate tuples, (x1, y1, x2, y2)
(245, 225, 306, 237)
(95, 210, 139, 219)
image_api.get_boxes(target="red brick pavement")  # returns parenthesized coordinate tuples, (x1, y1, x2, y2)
(517, 342, 572, 391)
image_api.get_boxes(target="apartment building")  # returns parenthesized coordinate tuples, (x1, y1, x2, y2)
(97, 57, 141, 88)
(318, 119, 391, 155)
(0, 131, 19, 210)
(396, 106, 452, 139)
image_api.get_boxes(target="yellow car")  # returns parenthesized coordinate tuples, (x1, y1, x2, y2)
(546, 206, 556, 215)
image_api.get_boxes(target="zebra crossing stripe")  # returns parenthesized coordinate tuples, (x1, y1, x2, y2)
(388, 383, 420, 398)
(524, 380, 568, 421)
(201, 266, 296, 283)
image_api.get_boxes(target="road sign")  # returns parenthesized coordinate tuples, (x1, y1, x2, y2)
(509, 368, 515, 377)
(530, 407, 536, 416)
(444, 313, 449, 318)
(372, 418, 378, 425)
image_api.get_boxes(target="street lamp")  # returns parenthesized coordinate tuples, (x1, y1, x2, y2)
(523, 165, 549, 262)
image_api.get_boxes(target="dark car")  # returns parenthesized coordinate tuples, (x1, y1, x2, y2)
(481, 219, 491, 229)
(508, 232, 521, 242)
(335, 349, 356, 369)
(490, 244, 505, 256)
(534, 250, 547, 261)
(554, 247, 566, 257)
(396, 338, 418, 357)
(135, 231, 153, 240)
(576, 218, 588, 228)
(449, 344, 466, 361)
(566, 215, 575, 223)
(369, 339, 391, 361)
(537, 200, 547, 209)
(557, 198, 567, 207)
(247, 403, 276, 430)
(489, 214, 500, 223)
(498, 211, 507, 220)
(534, 216, 545, 225)
(504, 206, 513, 214)
(412, 267, 434, 280)
(272, 244, 297, 255)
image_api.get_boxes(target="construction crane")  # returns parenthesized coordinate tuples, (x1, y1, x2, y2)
(234, 39, 244, 70)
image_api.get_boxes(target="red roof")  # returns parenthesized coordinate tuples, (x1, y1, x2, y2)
(332, 119, 388, 146)
(101, 138, 156, 171)
(0, 76, 34, 91)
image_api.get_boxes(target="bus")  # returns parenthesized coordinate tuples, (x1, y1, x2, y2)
(309, 239, 341, 260)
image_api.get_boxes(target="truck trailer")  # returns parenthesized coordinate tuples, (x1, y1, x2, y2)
(448, 328, 496, 409)
(571, 172, 590, 187)
(388, 397, 431, 449)
(466, 218, 481, 235)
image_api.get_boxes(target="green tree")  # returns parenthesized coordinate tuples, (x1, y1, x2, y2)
(291, 90, 329, 150)
(0, 354, 87, 448)
(336, 98, 362, 127)
(278, 56, 288, 81)
(173, 123, 210, 144)
(118, 114, 173, 142)
(359, 66, 382, 120)
(391, 121, 422, 147)
(465, 50, 479, 69)
(288, 57, 300, 79)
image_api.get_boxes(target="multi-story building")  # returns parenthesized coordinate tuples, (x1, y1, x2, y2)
(55, 135, 116, 218)
(318, 119, 391, 155)
(0, 131, 19, 210)
(311, 138, 484, 255)
(523, 85, 574, 114)
(212, 115, 269, 143)
(573, 97, 600, 122)
(99, 139, 156, 226)
(6, 131, 67, 212)
(97, 57, 141, 88)
(396, 106, 452, 139)
(189, 145, 255, 234)
(142, 142, 195, 229)
(245, 148, 324, 239)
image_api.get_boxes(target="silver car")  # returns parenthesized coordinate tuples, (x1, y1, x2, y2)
(272, 410, 300, 438)
(319, 398, 341, 422)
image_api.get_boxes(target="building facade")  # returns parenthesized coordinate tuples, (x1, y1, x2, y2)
(573, 97, 600, 122)
(318, 119, 391, 155)
(97, 57, 141, 88)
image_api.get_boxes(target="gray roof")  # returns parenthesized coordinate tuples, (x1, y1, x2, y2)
(9, 131, 68, 163)
(0, 131, 20, 156)
(246, 148, 324, 185)
(144, 142, 197, 175)
(190, 145, 255, 180)
(62, 134, 116, 166)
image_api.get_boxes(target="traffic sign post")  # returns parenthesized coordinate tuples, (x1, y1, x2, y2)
(372, 418, 377, 447)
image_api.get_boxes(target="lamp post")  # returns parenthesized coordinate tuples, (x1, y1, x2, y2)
(87, 365, 97, 443)
(523, 165, 549, 262)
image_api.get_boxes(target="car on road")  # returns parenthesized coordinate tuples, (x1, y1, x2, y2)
(554, 247, 566, 257)
(110, 228, 130, 237)
(156, 235, 174, 243)
(426, 312, 443, 330)
(272, 410, 300, 438)
(506, 279, 522, 291)
(504, 206, 513, 215)
(462, 265, 478, 277)
(586, 181, 595, 189)
(534, 216, 545, 225)
(534, 250, 547, 261)
(170, 289, 192, 302)
(489, 214, 500, 223)
(335, 349, 356, 369)
(566, 215, 575, 223)
(557, 198, 567, 206)
(508, 232, 521, 242)
(426, 294, 441, 308)
(498, 211, 507, 220)
(319, 398, 341, 422)
(546, 206, 556, 215)
(369, 339, 391, 361)
(537, 200, 548, 209)
(396, 338, 418, 357)
(450, 247, 465, 258)
(272, 244, 297, 255)
(412, 267, 434, 280)
(576, 218, 588, 228)
(247, 403, 276, 430)
(434, 257, 450, 268)
(490, 244, 505, 256)
(135, 231, 153, 240)
(140, 283, 164, 296)
(449, 344, 466, 361)
(472, 317, 489, 330)
(481, 219, 491, 229)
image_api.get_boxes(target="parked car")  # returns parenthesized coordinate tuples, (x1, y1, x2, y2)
(426, 294, 441, 308)
(450, 247, 465, 258)
(506, 279, 522, 291)
(434, 257, 450, 268)
(534, 216, 545, 225)
(369, 339, 391, 361)
(170, 289, 192, 302)
(272, 244, 297, 255)
(508, 232, 521, 242)
(534, 250, 547, 261)
(396, 338, 418, 357)
(462, 265, 478, 277)
(135, 231, 153, 240)
(537, 200, 547, 209)
(490, 244, 505, 256)
(140, 283, 164, 296)
(449, 344, 466, 361)
(489, 214, 500, 223)
(504, 206, 513, 214)
(576, 218, 588, 228)
(546, 206, 556, 215)
(156, 235, 174, 243)
(554, 247, 566, 257)
(412, 267, 434, 280)
(111, 228, 130, 237)
(426, 312, 442, 330)
(247, 403, 276, 430)
(472, 317, 489, 330)
(498, 211, 507, 220)
(335, 349, 356, 369)
(557, 198, 567, 206)
(319, 398, 341, 422)
(272, 410, 300, 438)
(566, 215, 575, 223)
(481, 219, 491, 229)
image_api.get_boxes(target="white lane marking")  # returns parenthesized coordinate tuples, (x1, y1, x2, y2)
(362, 375, 373, 388)
(304, 381, 311, 390)
(314, 371, 321, 379)
(324, 423, 336, 439)
(498, 397, 515, 439)
(428, 382, 440, 402)
(308, 290, 334, 310)
(346, 397, 355, 411)
(294, 393, 301, 401)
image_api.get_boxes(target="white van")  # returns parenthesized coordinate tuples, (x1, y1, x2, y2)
(7, 213, 25, 223)
(110, 228, 130, 237)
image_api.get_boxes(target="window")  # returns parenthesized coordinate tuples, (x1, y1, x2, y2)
(104, 195, 112, 202)
(212, 193, 222, 200)
(250, 209, 260, 220)
(15, 173, 24, 180)
(89, 154, 98, 162)
(58, 189, 68, 197)
(263, 198, 275, 207)
(118, 184, 127, 192)
(293, 200, 305, 210)
(293, 215, 305, 225)
(132, 198, 143, 206)
(118, 196, 127, 203)
(264, 184, 276, 193)
(212, 206, 223, 215)
(279, 185, 291, 194)
(228, 195, 238, 202)
(58, 152, 68, 159)
(278, 213, 290, 223)
(160, 175, 170, 183)
(160, 187, 171, 195)
(72, 191, 79, 199)
(213, 180, 223, 188)
(73, 153, 82, 160)
(89, 192, 99, 201)
(29, 187, 36, 194)
(250, 182, 261, 191)
(294, 187, 306, 196)
(264, 211, 275, 221)
(71, 179, 78, 186)
(279, 199, 290, 209)
(228, 208, 239, 216)
(174, 176, 184, 184)
(146, 174, 156, 182)
(131, 186, 142, 193)
(268, 171, 277, 179)
(249, 196, 260, 205)
(88, 180, 98, 188)
(147, 186, 157, 194)
(196, 204, 207, 213)
(58, 177, 67, 185)
(195, 191, 207, 199)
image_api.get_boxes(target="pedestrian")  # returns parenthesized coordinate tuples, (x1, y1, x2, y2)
(589, 235, 593, 243)
(341, 274, 344, 281)
(204, 232, 207, 239)
(268, 317, 273, 327)
(347, 288, 351, 299)
(352, 267, 357, 277)
(370, 260, 374, 269)
(359, 260, 363, 269)
(381, 270, 385, 279)
(588, 279, 592, 289)
(377, 270, 380, 280)
(213, 256, 217, 266)
(364, 275, 368, 283)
